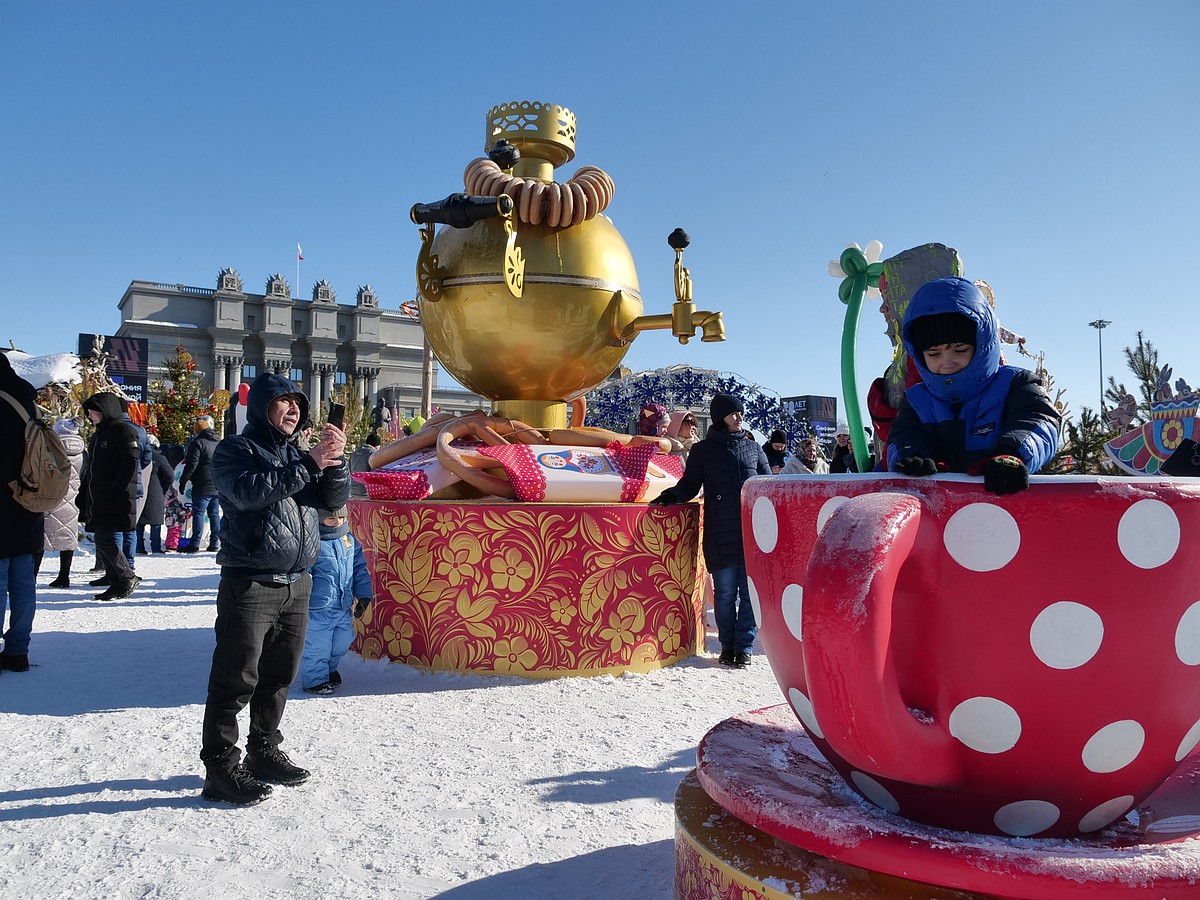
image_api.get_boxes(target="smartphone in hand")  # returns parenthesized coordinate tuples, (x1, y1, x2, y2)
(327, 402, 345, 430)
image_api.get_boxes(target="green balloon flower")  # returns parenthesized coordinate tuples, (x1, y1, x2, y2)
(828, 241, 884, 473)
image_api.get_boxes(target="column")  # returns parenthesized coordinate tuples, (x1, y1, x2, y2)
(367, 368, 379, 403)
(319, 364, 333, 402)
(309, 368, 322, 404)
(213, 356, 227, 392)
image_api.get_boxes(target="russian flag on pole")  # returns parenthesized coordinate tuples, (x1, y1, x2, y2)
(297, 242, 304, 260)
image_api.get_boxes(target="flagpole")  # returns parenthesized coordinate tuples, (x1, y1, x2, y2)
(296, 242, 301, 296)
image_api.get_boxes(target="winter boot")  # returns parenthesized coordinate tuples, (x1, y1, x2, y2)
(245, 746, 311, 786)
(0, 653, 30, 672)
(49, 551, 73, 588)
(202, 762, 273, 806)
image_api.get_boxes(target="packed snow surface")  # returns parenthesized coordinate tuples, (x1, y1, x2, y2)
(0, 548, 776, 899)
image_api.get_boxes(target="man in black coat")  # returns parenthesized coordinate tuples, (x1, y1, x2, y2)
(180, 415, 221, 552)
(652, 394, 770, 668)
(200, 372, 349, 806)
(0, 352, 44, 672)
(81, 392, 141, 601)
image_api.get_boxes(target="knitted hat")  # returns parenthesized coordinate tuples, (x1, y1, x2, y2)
(908, 312, 977, 354)
(768, 429, 787, 444)
(319, 505, 348, 520)
(710, 394, 744, 424)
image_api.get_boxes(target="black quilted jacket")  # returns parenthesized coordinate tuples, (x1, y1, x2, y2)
(213, 374, 350, 579)
(659, 427, 770, 570)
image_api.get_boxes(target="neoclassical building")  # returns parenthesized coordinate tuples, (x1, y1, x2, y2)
(115, 268, 487, 418)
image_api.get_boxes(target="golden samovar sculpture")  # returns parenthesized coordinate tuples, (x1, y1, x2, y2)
(411, 100, 724, 430)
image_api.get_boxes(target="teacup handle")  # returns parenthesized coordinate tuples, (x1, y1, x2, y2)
(803, 491, 960, 787)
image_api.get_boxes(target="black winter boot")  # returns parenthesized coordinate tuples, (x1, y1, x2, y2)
(245, 747, 311, 786)
(49, 550, 74, 588)
(202, 761, 273, 806)
(0, 653, 30, 672)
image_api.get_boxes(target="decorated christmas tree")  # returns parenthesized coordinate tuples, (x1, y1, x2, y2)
(147, 344, 221, 445)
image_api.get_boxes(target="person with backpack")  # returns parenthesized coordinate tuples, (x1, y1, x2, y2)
(0, 353, 45, 672)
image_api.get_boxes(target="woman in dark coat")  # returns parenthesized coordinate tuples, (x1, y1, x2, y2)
(81, 392, 141, 600)
(136, 441, 175, 554)
(652, 394, 770, 668)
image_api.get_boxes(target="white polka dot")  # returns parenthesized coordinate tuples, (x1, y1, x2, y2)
(1177, 602, 1200, 666)
(752, 495, 779, 553)
(1079, 796, 1135, 833)
(1178, 719, 1200, 762)
(994, 800, 1060, 836)
(943, 504, 1020, 572)
(850, 771, 900, 814)
(781, 584, 803, 641)
(816, 495, 849, 533)
(788, 687, 824, 739)
(949, 697, 1022, 753)
(1117, 499, 1180, 569)
(1029, 601, 1104, 669)
(1146, 815, 1200, 836)
(747, 577, 762, 630)
(1083, 720, 1145, 773)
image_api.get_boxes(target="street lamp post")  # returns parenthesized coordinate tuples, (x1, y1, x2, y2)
(1088, 319, 1112, 414)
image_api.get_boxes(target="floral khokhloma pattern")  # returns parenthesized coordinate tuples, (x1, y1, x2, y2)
(350, 501, 706, 676)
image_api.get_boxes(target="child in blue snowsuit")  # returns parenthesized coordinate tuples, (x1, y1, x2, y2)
(298, 505, 373, 694)
(887, 277, 1061, 493)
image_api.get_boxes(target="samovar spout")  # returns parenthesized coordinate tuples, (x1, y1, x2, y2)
(613, 228, 725, 345)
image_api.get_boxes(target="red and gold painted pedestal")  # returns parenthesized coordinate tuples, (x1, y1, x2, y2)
(349, 500, 706, 677)
(677, 705, 1200, 899)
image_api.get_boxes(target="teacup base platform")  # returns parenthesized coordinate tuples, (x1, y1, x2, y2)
(678, 705, 1200, 899)
(349, 499, 707, 677)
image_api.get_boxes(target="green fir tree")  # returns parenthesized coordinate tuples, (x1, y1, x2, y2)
(148, 344, 216, 445)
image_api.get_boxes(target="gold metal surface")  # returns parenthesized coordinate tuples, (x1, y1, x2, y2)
(420, 214, 642, 413)
(493, 399, 567, 430)
(486, 101, 577, 171)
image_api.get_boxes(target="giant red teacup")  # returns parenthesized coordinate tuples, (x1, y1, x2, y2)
(742, 473, 1200, 838)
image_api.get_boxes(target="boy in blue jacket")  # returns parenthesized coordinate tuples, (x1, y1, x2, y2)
(299, 505, 373, 694)
(887, 277, 1060, 493)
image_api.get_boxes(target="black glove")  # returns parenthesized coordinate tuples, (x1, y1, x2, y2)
(354, 597, 371, 619)
(650, 491, 678, 506)
(982, 455, 1029, 495)
(897, 456, 938, 477)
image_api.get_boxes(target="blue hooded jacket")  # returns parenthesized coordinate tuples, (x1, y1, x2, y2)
(212, 372, 350, 580)
(887, 277, 1060, 473)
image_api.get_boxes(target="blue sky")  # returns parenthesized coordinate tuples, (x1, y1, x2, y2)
(3, 2, 1197, 422)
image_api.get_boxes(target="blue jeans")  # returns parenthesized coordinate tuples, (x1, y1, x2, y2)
(1, 555, 37, 655)
(121, 531, 137, 571)
(139, 524, 163, 553)
(192, 495, 221, 549)
(711, 565, 757, 654)
(201, 573, 311, 763)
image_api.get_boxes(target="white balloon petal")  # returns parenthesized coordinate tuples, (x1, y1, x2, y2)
(844, 242, 862, 251)
(865, 286, 881, 300)
(865, 240, 884, 263)
(827, 260, 845, 278)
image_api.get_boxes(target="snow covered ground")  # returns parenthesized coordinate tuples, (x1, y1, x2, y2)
(0, 546, 776, 899)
